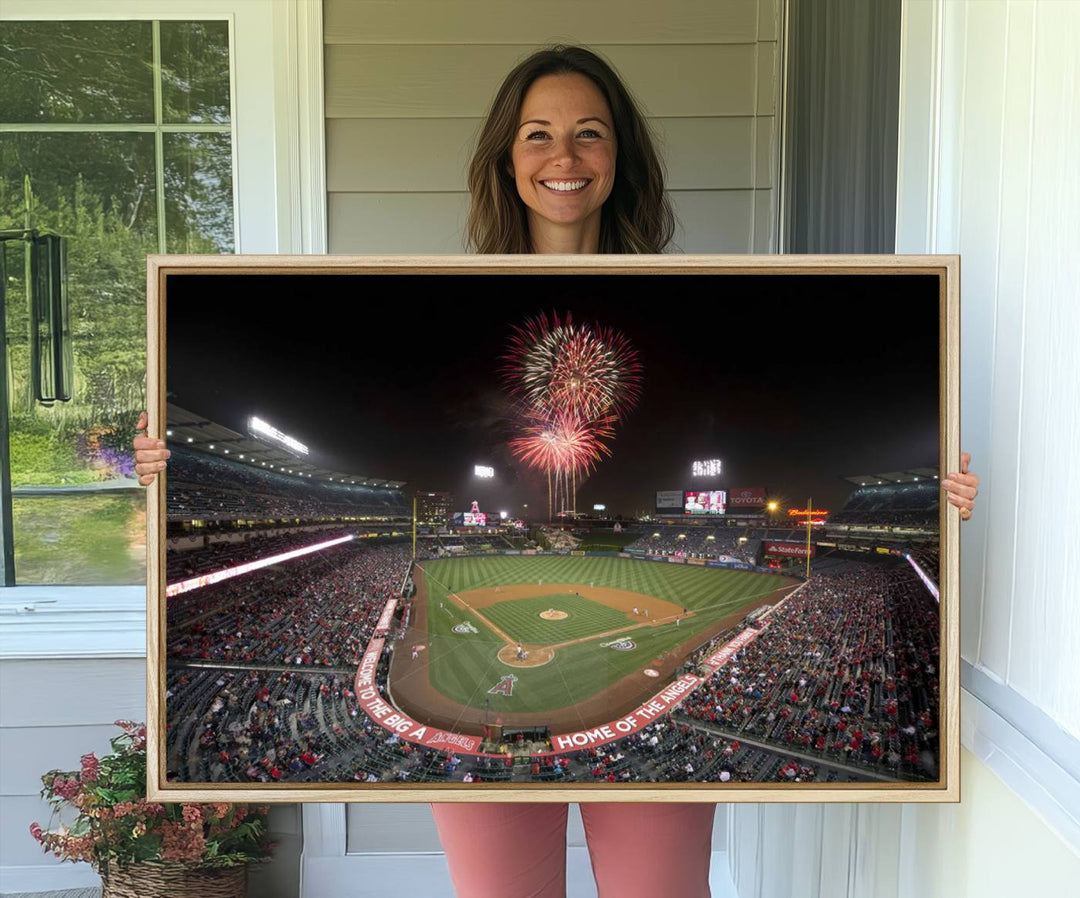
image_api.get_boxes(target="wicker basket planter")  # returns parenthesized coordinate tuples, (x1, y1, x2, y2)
(101, 862, 247, 898)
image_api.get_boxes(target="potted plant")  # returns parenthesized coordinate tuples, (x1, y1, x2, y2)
(30, 720, 274, 897)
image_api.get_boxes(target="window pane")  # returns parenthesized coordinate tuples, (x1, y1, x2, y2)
(2, 132, 157, 585)
(0, 22, 154, 124)
(160, 21, 232, 124)
(12, 494, 146, 585)
(164, 133, 235, 252)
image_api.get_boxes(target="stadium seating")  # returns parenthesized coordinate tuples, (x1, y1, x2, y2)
(168, 445, 409, 522)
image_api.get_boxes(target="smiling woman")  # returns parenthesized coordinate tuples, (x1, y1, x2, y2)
(466, 45, 674, 254)
(509, 73, 617, 253)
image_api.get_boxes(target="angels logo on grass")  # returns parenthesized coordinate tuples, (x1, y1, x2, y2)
(452, 622, 479, 635)
(488, 674, 519, 696)
(599, 638, 636, 651)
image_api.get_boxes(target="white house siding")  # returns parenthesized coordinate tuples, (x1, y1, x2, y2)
(729, 1, 1080, 894)
(324, 0, 781, 254)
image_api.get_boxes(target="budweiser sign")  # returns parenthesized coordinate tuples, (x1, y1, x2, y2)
(729, 487, 767, 507)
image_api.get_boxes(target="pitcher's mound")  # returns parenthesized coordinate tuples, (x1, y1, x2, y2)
(540, 608, 569, 620)
(498, 645, 555, 667)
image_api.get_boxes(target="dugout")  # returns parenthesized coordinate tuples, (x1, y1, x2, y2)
(503, 725, 550, 745)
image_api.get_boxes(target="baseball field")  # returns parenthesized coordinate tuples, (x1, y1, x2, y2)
(389, 555, 799, 734)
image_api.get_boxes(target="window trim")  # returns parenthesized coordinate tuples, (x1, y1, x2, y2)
(0, 0, 326, 255)
(0, 0, 326, 654)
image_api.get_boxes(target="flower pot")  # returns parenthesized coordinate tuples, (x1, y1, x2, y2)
(101, 862, 247, 898)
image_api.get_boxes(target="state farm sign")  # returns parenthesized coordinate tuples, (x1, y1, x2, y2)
(764, 541, 815, 558)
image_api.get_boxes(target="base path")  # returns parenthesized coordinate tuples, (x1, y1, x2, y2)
(388, 566, 796, 736)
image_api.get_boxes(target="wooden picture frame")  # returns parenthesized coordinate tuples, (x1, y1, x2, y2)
(146, 254, 960, 803)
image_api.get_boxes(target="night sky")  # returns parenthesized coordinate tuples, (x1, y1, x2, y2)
(166, 272, 941, 518)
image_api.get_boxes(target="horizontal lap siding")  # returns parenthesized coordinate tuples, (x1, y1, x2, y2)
(324, 1, 761, 45)
(325, 0, 780, 254)
(0, 659, 146, 868)
(325, 45, 761, 118)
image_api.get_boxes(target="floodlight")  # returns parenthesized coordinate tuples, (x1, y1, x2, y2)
(475, 465, 495, 478)
(248, 415, 309, 456)
(691, 459, 723, 478)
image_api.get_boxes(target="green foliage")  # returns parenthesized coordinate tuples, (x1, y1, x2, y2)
(2, 20, 233, 503)
(12, 493, 145, 585)
(8, 426, 91, 484)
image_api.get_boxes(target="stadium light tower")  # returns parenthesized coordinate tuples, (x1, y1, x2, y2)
(691, 459, 722, 478)
(248, 416, 308, 456)
(474, 465, 494, 479)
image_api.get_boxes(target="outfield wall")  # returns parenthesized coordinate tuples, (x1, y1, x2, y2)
(417, 548, 794, 578)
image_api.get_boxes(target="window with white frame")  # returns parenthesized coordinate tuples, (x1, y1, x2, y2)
(1, 19, 234, 585)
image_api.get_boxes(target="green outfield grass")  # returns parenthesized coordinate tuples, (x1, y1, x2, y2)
(481, 593, 632, 644)
(415, 555, 796, 715)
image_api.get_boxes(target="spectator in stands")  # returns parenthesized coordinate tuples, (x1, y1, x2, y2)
(134, 41, 980, 898)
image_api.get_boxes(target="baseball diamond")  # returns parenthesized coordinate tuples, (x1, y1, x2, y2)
(389, 555, 799, 734)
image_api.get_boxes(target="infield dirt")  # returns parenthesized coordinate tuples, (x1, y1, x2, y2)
(388, 566, 794, 736)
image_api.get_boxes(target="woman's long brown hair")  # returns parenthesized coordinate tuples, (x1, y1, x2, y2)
(466, 46, 676, 254)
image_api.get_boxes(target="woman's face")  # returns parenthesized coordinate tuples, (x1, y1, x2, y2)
(509, 73, 617, 242)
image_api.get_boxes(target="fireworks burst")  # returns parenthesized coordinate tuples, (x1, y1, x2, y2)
(502, 312, 641, 518)
(508, 412, 614, 474)
(503, 312, 642, 422)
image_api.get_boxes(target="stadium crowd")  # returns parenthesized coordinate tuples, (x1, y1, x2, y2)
(829, 482, 939, 530)
(168, 445, 409, 522)
(167, 541, 411, 668)
(166, 527, 354, 581)
(679, 561, 941, 779)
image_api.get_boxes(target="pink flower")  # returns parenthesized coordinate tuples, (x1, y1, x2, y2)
(80, 753, 99, 782)
(181, 805, 202, 824)
(52, 777, 80, 801)
(112, 800, 136, 818)
(29, 822, 44, 842)
(160, 821, 206, 863)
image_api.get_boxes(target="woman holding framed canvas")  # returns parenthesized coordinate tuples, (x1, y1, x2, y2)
(135, 45, 979, 898)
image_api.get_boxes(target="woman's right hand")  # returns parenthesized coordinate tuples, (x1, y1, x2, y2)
(133, 411, 170, 486)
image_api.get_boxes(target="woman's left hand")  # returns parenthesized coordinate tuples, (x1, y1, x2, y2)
(942, 452, 979, 521)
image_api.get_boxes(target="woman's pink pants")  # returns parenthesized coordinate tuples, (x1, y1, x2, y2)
(431, 802, 715, 898)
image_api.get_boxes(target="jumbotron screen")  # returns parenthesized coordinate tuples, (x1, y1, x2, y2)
(462, 511, 487, 526)
(684, 490, 727, 515)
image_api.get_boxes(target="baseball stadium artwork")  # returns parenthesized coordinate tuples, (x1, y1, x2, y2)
(145, 255, 960, 803)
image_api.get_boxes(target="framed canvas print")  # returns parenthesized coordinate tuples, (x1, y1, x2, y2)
(146, 254, 959, 804)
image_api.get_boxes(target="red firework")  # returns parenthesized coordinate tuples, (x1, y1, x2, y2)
(502, 312, 642, 422)
(508, 411, 615, 474)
